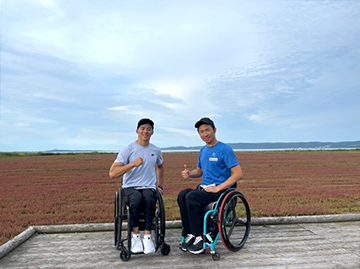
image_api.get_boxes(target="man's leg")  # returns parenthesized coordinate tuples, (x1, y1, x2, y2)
(177, 188, 193, 236)
(186, 190, 222, 254)
(142, 188, 157, 254)
(177, 188, 197, 252)
(186, 190, 221, 236)
(142, 188, 157, 233)
(123, 188, 143, 231)
(123, 188, 144, 253)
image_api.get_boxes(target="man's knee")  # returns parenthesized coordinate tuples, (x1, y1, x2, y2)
(144, 188, 157, 199)
(185, 190, 201, 203)
(177, 188, 193, 203)
(125, 190, 143, 208)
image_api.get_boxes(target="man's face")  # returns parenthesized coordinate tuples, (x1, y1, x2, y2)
(198, 124, 216, 144)
(136, 124, 153, 140)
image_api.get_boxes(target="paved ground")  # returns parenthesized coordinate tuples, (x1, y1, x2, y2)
(0, 216, 359, 269)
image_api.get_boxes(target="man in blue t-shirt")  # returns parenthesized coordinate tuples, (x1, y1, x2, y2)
(109, 118, 164, 254)
(177, 117, 243, 254)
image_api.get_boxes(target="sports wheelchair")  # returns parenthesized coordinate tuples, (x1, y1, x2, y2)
(114, 187, 171, 261)
(181, 188, 251, 260)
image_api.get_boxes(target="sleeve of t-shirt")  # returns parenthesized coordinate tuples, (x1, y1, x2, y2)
(115, 146, 129, 165)
(156, 149, 164, 166)
(223, 145, 239, 169)
(197, 146, 205, 169)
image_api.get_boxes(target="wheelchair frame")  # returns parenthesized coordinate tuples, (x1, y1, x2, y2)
(114, 187, 170, 261)
(182, 188, 251, 260)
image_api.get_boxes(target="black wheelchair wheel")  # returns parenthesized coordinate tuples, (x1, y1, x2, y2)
(161, 243, 171, 255)
(114, 191, 118, 247)
(157, 190, 166, 238)
(218, 191, 251, 252)
(126, 204, 132, 253)
(212, 252, 220, 261)
(115, 190, 125, 249)
(153, 189, 166, 250)
(120, 250, 131, 261)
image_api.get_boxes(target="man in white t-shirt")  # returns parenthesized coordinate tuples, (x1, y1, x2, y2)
(109, 118, 164, 254)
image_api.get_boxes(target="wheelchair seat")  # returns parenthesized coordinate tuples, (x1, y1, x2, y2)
(203, 201, 217, 212)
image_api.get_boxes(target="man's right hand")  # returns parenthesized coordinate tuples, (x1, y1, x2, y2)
(181, 164, 190, 179)
(133, 157, 143, 167)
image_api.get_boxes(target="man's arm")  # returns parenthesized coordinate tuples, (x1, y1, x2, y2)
(156, 163, 164, 189)
(182, 164, 203, 180)
(109, 157, 143, 179)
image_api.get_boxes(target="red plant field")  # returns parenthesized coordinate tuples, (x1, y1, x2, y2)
(0, 150, 359, 246)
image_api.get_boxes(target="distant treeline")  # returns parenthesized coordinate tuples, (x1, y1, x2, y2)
(1, 141, 359, 157)
(0, 151, 112, 158)
(162, 140, 360, 151)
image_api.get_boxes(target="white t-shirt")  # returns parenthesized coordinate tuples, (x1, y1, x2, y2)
(115, 141, 163, 189)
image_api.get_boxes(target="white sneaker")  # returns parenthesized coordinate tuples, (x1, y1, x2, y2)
(143, 234, 155, 254)
(131, 234, 143, 253)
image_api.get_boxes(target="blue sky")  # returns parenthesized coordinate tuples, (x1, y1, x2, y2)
(1, 0, 359, 152)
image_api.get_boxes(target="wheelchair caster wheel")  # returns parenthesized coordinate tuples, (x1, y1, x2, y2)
(212, 252, 220, 261)
(120, 250, 131, 261)
(161, 243, 171, 255)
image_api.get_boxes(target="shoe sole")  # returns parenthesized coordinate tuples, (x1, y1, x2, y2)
(188, 248, 205, 255)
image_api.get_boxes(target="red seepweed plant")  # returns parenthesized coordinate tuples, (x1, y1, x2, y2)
(0, 150, 359, 246)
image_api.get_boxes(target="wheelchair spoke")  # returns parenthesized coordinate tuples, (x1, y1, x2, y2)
(227, 220, 236, 238)
(234, 217, 247, 226)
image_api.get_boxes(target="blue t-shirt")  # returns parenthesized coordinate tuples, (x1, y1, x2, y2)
(115, 141, 163, 189)
(197, 141, 239, 186)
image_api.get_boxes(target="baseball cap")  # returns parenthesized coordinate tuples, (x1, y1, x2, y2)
(194, 117, 215, 129)
(137, 118, 154, 129)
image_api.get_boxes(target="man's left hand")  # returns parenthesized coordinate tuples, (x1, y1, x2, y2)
(204, 185, 218, 193)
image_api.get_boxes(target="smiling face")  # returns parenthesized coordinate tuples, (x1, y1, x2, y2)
(136, 123, 153, 145)
(197, 124, 217, 146)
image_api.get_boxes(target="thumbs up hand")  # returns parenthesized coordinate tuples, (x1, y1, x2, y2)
(181, 164, 190, 179)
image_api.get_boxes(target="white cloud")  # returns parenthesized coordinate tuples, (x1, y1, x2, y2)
(159, 126, 195, 137)
(247, 112, 276, 123)
(1, 0, 359, 151)
(107, 106, 131, 111)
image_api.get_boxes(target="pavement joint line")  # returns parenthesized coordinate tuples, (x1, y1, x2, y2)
(1, 213, 359, 260)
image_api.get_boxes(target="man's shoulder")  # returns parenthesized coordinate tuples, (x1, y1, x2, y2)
(148, 143, 162, 154)
(122, 141, 137, 150)
(216, 141, 232, 149)
(216, 142, 236, 156)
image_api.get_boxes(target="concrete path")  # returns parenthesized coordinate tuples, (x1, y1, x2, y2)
(0, 215, 359, 269)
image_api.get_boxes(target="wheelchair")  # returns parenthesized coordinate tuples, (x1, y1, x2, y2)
(181, 188, 251, 260)
(114, 187, 171, 261)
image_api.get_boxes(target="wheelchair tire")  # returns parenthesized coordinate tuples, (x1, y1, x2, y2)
(161, 243, 171, 256)
(120, 250, 131, 262)
(157, 190, 166, 238)
(218, 190, 251, 252)
(114, 191, 118, 247)
(126, 204, 132, 253)
(153, 189, 167, 250)
(212, 252, 220, 261)
(114, 190, 124, 249)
